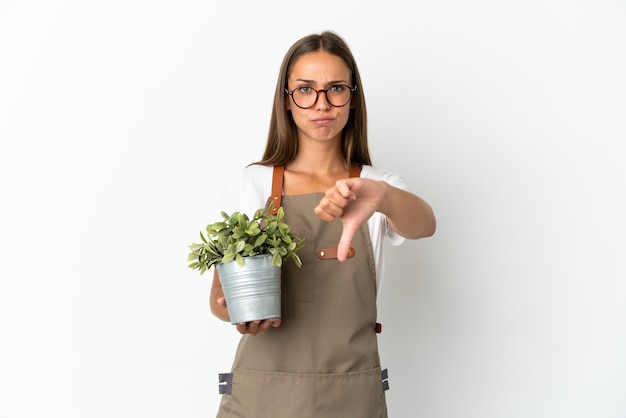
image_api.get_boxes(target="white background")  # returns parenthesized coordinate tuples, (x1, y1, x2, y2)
(1, 1, 625, 417)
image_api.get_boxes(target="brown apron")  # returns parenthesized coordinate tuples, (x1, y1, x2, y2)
(217, 166, 388, 418)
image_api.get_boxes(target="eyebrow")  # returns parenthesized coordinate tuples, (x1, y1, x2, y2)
(293, 78, 350, 85)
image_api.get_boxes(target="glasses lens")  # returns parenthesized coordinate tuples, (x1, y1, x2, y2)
(326, 85, 352, 107)
(292, 88, 316, 108)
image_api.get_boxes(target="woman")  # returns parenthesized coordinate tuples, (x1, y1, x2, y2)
(210, 31, 435, 417)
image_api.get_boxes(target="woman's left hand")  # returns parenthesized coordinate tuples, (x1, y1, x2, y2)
(314, 177, 436, 260)
(314, 178, 385, 261)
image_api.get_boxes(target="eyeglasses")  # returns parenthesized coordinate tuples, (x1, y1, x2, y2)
(285, 84, 357, 109)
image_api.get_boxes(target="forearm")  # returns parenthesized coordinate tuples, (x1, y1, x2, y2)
(378, 182, 436, 239)
(210, 269, 231, 322)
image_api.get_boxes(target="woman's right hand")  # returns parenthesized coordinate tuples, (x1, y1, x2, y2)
(235, 318, 282, 336)
(217, 296, 281, 336)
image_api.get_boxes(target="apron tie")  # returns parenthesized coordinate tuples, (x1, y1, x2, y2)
(382, 368, 390, 392)
(218, 373, 233, 395)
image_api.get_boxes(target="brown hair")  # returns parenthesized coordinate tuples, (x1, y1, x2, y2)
(256, 31, 371, 167)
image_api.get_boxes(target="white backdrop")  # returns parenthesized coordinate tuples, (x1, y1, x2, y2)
(1, 1, 625, 417)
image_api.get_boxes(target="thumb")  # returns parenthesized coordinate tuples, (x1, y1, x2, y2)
(218, 296, 227, 308)
(337, 221, 359, 262)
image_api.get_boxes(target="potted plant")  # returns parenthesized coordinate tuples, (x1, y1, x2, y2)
(187, 204, 303, 324)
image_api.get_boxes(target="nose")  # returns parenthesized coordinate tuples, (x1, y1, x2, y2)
(315, 89, 331, 110)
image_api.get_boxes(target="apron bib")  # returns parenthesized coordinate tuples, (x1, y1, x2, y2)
(217, 166, 388, 418)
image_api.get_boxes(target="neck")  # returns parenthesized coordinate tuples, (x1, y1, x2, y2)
(287, 154, 346, 175)
(288, 137, 346, 175)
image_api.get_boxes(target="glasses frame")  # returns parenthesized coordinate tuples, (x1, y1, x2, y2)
(285, 84, 358, 109)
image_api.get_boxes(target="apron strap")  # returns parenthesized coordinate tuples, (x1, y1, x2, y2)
(349, 164, 362, 178)
(317, 247, 355, 260)
(269, 164, 362, 215)
(269, 165, 285, 215)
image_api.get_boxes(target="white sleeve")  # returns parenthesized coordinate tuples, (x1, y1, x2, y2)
(217, 165, 273, 218)
(361, 165, 411, 246)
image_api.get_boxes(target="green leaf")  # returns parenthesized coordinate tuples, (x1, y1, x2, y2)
(243, 244, 254, 255)
(272, 252, 282, 267)
(253, 207, 265, 219)
(232, 227, 245, 239)
(254, 234, 267, 247)
(222, 252, 235, 264)
(266, 222, 277, 235)
(187, 204, 304, 276)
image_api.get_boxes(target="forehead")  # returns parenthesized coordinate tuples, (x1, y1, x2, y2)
(288, 51, 351, 82)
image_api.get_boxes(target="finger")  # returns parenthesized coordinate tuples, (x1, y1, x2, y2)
(326, 186, 356, 208)
(313, 204, 333, 222)
(335, 178, 358, 200)
(326, 196, 341, 207)
(236, 321, 260, 336)
(321, 186, 346, 207)
(337, 221, 360, 262)
(236, 322, 248, 334)
(247, 320, 262, 336)
(322, 195, 345, 215)
(256, 319, 279, 333)
(217, 296, 227, 308)
(314, 199, 342, 222)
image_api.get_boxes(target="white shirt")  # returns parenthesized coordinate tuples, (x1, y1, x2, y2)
(218, 164, 410, 292)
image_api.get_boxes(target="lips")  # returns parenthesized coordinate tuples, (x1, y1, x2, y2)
(312, 117, 334, 126)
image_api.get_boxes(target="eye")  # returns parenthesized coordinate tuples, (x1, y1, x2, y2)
(330, 85, 346, 92)
(297, 86, 313, 94)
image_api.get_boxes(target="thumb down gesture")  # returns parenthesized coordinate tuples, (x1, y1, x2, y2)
(313, 177, 385, 261)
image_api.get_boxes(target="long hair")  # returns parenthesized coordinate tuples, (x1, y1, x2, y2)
(256, 31, 371, 167)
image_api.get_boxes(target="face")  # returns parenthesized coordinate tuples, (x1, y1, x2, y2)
(286, 51, 353, 146)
